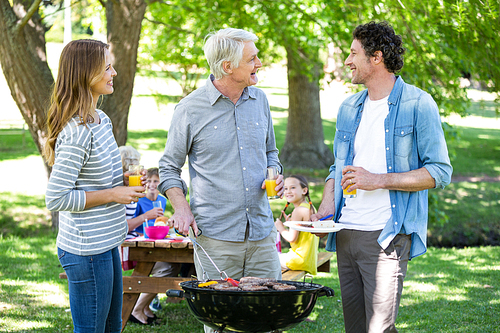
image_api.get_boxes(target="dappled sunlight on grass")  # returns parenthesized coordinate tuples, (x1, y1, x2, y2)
(1, 62, 499, 332)
(406, 281, 440, 293)
(398, 248, 500, 332)
(1, 280, 70, 332)
(431, 181, 500, 247)
(2, 280, 68, 307)
(1, 319, 59, 331)
(1, 192, 52, 237)
(444, 198, 458, 204)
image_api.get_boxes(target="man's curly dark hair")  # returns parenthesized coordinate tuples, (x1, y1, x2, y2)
(353, 21, 405, 73)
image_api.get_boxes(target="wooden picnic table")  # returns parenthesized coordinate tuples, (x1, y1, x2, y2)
(119, 238, 333, 331)
(120, 238, 194, 332)
(58, 236, 333, 332)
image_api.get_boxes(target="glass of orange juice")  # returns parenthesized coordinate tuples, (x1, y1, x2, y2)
(265, 167, 280, 199)
(128, 165, 143, 187)
(343, 169, 357, 198)
(343, 184, 357, 198)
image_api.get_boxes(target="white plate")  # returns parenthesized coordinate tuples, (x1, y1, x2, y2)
(284, 221, 345, 233)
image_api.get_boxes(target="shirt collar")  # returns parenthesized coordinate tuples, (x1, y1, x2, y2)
(355, 75, 404, 107)
(206, 74, 256, 105)
(388, 76, 404, 105)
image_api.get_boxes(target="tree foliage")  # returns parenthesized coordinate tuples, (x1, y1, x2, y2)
(0, 0, 146, 228)
(339, 0, 499, 116)
(138, 0, 284, 97)
(2, 0, 499, 162)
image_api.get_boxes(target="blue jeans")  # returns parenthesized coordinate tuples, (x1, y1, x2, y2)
(58, 247, 123, 333)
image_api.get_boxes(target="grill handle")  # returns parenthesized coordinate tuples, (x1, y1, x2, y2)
(166, 289, 184, 298)
(318, 286, 335, 298)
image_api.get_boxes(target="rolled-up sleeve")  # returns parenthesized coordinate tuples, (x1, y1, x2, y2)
(416, 93, 453, 189)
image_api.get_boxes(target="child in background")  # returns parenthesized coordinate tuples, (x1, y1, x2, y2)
(129, 167, 181, 325)
(118, 146, 153, 238)
(132, 167, 166, 235)
(274, 175, 319, 275)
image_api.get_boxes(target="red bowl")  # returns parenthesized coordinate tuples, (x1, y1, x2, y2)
(145, 226, 170, 239)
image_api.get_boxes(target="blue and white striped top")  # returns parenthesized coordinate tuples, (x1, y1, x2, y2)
(46, 110, 127, 256)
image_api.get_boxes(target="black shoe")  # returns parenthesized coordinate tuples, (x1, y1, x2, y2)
(129, 314, 149, 325)
(146, 314, 158, 320)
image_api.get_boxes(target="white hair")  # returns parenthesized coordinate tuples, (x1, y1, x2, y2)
(119, 146, 141, 172)
(204, 28, 258, 80)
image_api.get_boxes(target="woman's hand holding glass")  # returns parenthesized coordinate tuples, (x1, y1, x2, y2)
(121, 165, 146, 204)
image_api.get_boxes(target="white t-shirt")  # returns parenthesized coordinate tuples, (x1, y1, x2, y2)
(339, 95, 392, 231)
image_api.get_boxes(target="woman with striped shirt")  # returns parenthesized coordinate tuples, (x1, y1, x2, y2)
(43, 39, 145, 333)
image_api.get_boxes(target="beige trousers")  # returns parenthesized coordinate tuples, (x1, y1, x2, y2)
(191, 228, 282, 333)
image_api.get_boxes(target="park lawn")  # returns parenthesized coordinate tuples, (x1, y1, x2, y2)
(1, 69, 499, 331)
(0, 226, 499, 332)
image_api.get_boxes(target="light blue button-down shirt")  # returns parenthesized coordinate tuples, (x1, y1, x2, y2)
(158, 75, 282, 242)
(326, 76, 452, 259)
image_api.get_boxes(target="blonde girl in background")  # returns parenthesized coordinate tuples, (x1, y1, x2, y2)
(43, 39, 145, 333)
(274, 175, 319, 275)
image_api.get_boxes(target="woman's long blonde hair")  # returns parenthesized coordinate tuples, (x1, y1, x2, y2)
(43, 39, 109, 166)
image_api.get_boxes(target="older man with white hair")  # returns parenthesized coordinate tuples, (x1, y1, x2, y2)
(159, 28, 283, 331)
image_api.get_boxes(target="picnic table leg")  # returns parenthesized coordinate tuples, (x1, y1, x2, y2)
(121, 261, 155, 332)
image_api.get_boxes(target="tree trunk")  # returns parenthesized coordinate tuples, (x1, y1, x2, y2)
(280, 46, 334, 170)
(0, 0, 53, 172)
(1, 0, 147, 229)
(102, 0, 147, 146)
(0, 0, 58, 228)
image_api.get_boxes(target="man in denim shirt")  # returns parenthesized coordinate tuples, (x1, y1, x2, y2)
(312, 22, 452, 332)
(159, 28, 284, 332)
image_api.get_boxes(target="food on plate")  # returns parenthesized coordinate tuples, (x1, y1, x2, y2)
(154, 216, 168, 226)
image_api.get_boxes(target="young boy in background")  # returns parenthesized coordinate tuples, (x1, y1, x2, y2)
(133, 167, 167, 234)
(129, 168, 181, 325)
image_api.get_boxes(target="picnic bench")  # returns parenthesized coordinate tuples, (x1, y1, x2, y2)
(0, 119, 27, 147)
(281, 251, 333, 281)
(59, 242, 333, 331)
(59, 251, 334, 281)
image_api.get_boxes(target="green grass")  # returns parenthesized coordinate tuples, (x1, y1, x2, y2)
(428, 181, 500, 247)
(1, 93, 499, 248)
(1, 189, 498, 331)
(397, 247, 500, 332)
(1, 224, 498, 332)
(448, 126, 500, 177)
(0, 129, 39, 160)
(1, 71, 500, 332)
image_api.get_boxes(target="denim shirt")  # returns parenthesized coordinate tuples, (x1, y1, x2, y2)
(159, 75, 282, 242)
(325, 76, 452, 259)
